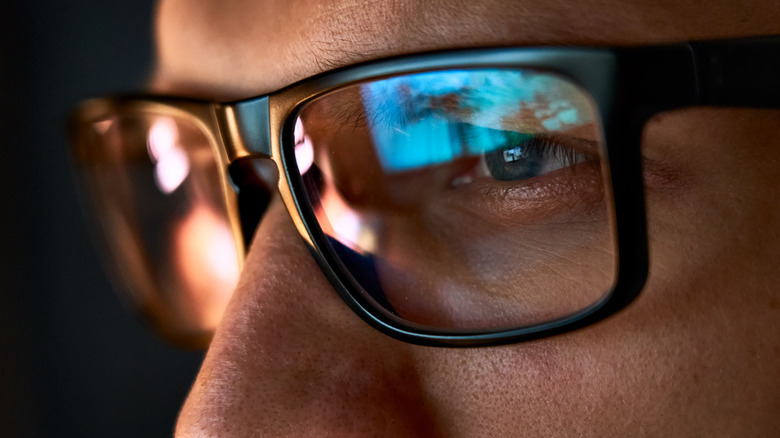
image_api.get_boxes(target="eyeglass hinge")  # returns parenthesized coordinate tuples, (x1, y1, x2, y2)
(214, 96, 272, 160)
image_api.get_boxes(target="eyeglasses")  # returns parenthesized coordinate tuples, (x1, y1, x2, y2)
(69, 35, 780, 348)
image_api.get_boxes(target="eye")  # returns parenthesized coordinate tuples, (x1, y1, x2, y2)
(481, 133, 591, 182)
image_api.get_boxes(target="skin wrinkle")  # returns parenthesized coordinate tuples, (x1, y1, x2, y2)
(156, 0, 780, 436)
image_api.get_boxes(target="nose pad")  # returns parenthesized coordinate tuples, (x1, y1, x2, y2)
(228, 157, 279, 248)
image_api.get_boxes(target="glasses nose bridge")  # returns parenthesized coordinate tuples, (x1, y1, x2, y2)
(214, 96, 275, 163)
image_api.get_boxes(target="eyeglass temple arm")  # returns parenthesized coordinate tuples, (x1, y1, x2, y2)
(690, 36, 780, 109)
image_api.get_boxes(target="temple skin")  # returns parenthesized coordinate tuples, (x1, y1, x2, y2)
(153, 0, 780, 436)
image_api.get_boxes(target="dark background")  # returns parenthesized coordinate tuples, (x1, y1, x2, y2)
(0, 1, 204, 437)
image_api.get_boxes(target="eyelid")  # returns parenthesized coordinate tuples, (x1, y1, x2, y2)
(541, 134, 601, 159)
(532, 134, 603, 176)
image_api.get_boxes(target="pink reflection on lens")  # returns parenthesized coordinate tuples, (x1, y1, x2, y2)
(147, 117, 191, 194)
(294, 118, 314, 174)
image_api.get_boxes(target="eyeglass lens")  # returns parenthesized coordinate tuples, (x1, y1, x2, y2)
(73, 111, 240, 341)
(293, 68, 616, 331)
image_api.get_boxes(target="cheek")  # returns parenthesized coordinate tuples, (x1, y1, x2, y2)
(642, 108, 780, 309)
(405, 108, 780, 436)
(411, 283, 778, 436)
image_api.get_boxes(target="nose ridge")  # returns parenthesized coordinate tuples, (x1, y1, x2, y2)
(176, 197, 441, 437)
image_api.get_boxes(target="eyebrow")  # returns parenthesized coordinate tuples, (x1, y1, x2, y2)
(308, 40, 390, 74)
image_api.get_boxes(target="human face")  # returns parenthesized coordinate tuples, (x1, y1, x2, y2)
(154, 0, 780, 436)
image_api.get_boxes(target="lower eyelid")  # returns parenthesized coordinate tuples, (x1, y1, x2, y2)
(442, 162, 606, 225)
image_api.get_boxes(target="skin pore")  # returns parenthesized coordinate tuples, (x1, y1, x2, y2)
(154, 0, 780, 436)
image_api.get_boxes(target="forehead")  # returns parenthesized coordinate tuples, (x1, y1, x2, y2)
(154, 0, 779, 99)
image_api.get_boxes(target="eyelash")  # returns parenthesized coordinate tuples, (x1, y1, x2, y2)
(522, 135, 596, 166)
(474, 133, 600, 183)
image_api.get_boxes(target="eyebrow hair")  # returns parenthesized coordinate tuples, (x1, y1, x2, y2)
(306, 37, 390, 73)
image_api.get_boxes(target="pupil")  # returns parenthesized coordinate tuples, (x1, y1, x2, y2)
(485, 137, 542, 181)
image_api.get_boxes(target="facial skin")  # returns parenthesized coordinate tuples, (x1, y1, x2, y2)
(154, 0, 780, 436)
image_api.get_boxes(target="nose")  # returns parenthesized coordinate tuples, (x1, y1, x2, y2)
(175, 196, 441, 437)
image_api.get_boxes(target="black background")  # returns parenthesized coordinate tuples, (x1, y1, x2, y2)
(0, 1, 204, 436)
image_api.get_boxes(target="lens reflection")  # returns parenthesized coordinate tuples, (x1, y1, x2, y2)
(75, 110, 240, 344)
(148, 117, 191, 194)
(295, 68, 615, 331)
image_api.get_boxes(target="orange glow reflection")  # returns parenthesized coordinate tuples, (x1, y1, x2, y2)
(173, 204, 240, 330)
(317, 180, 378, 255)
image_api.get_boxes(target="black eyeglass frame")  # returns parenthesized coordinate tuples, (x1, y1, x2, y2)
(72, 35, 780, 348)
